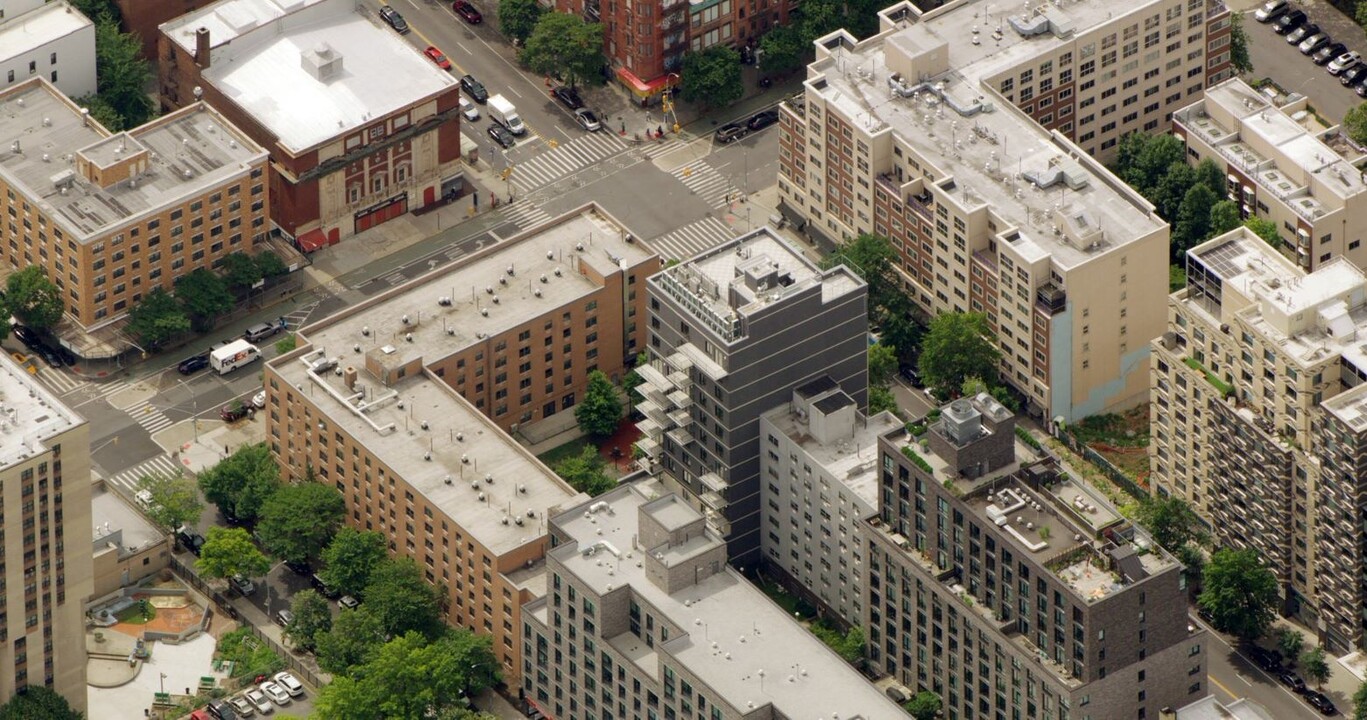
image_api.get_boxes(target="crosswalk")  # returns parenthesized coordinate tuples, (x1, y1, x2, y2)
(501, 201, 553, 229)
(125, 397, 175, 434)
(33, 368, 86, 395)
(671, 159, 743, 209)
(647, 216, 737, 263)
(104, 454, 184, 494)
(511, 133, 627, 193)
(637, 137, 688, 160)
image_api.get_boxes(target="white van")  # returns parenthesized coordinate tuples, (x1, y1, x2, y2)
(488, 94, 525, 135)
(210, 339, 260, 375)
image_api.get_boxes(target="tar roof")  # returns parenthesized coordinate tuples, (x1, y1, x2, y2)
(552, 482, 905, 719)
(298, 204, 653, 368)
(0, 354, 81, 470)
(163, 0, 457, 153)
(272, 350, 584, 556)
(0, 0, 92, 60)
(0, 80, 266, 241)
(808, 0, 1165, 270)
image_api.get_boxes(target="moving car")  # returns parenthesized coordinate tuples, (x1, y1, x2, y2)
(1313, 42, 1347, 66)
(1255, 0, 1287, 21)
(553, 86, 584, 110)
(34, 343, 62, 368)
(488, 122, 516, 148)
(460, 96, 480, 121)
(453, 0, 483, 23)
(1329, 51, 1362, 75)
(747, 108, 779, 131)
(1286, 22, 1318, 45)
(242, 321, 280, 343)
(1300, 33, 1331, 56)
(221, 401, 251, 422)
(258, 681, 291, 706)
(230, 574, 256, 596)
(226, 696, 255, 717)
(715, 122, 748, 143)
(1277, 669, 1307, 694)
(460, 74, 488, 103)
(424, 46, 452, 71)
(1274, 10, 1307, 34)
(243, 688, 273, 714)
(378, 5, 409, 33)
(273, 672, 306, 698)
(274, 609, 295, 627)
(1305, 690, 1338, 715)
(574, 108, 601, 132)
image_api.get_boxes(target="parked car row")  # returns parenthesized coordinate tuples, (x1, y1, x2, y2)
(1243, 643, 1338, 715)
(714, 108, 781, 144)
(11, 324, 75, 369)
(1258, 0, 1367, 97)
(205, 672, 305, 719)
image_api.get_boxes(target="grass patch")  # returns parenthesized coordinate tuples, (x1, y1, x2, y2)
(115, 600, 156, 625)
(215, 627, 284, 680)
(536, 437, 597, 467)
(1069, 407, 1149, 448)
(1183, 357, 1234, 397)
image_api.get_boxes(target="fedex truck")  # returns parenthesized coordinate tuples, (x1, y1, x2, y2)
(210, 339, 260, 375)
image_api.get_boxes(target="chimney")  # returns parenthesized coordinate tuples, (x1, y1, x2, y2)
(344, 366, 358, 392)
(195, 27, 211, 69)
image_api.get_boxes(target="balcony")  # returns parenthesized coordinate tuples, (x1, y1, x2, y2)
(1035, 284, 1066, 315)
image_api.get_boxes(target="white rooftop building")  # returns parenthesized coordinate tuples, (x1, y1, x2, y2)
(0, 0, 95, 100)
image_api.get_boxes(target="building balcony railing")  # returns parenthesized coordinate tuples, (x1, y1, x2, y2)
(1035, 284, 1066, 315)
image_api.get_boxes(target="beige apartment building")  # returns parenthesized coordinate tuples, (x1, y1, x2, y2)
(779, 0, 1190, 422)
(0, 78, 269, 331)
(1149, 226, 1367, 651)
(1175, 78, 1367, 274)
(0, 354, 91, 711)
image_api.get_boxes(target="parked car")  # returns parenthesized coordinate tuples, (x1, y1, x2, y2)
(1277, 669, 1308, 694)
(487, 122, 516, 149)
(243, 688, 273, 714)
(311, 573, 341, 599)
(251, 390, 267, 409)
(273, 672, 306, 697)
(274, 609, 295, 627)
(176, 527, 207, 556)
(1286, 22, 1318, 45)
(1305, 690, 1339, 716)
(424, 46, 453, 71)
(230, 575, 256, 595)
(1300, 33, 1331, 55)
(34, 343, 62, 368)
(574, 108, 601, 132)
(452, 0, 483, 23)
(378, 5, 409, 33)
(1356, 79, 1367, 97)
(461, 74, 488, 103)
(459, 96, 480, 121)
(1313, 42, 1347, 66)
(1246, 645, 1282, 672)
(226, 695, 255, 717)
(258, 681, 291, 706)
(1341, 64, 1367, 86)
(747, 109, 779, 131)
(51, 343, 76, 366)
(715, 122, 749, 143)
(339, 595, 360, 610)
(1274, 10, 1307, 33)
(221, 401, 251, 422)
(553, 86, 584, 110)
(1330, 51, 1362, 74)
(1255, 0, 1288, 22)
(11, 324, 37, 350)
(243, 321, 281, 343)
(206, 700, 240, 720)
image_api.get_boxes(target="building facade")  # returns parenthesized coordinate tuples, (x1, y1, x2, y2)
(0, 0, 95, 100)
(636, 228, 868, 565)
(0, 78, 269, 330)
(866, 393, 1207, 720)
(0, 354, 91, 712)
(110, 0, 217, 60)
(521, 480, 908, 720)
(758, 379, 901, 627)
(158, 0, 464, 249)
(1174, 78, 1367, 275)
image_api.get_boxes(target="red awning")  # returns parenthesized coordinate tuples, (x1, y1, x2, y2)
(297, 228, 328, 253)
(615, 67, 672, 97)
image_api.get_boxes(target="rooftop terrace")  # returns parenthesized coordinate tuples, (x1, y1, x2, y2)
(0, 354, 81, 469)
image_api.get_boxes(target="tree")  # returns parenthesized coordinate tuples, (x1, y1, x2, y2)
(92, 19, 155, 129)
(1230, 12, 1253, 75)
(553, 446, 616, 496)
(918, 312, 1001, 400)
(320, 528, 389, 598)
(575, 370, 622, 437)
(198, 443, 281, 524)
(1135, 496, 1208, 551)
(520, 12, 605, 88)
(1301, 646, 1331, 689)
(255, 250, 288, 278)
(904, 691, 943, 720)
(622, 352, 649, 407)
(1193, 159, 1226, 197)
(220, 251, 264, 292)
(1197, 547, 1279, 642)
(364, 558, 445, 640)
(77, 92, 124, 131)
(758, 24, 808, 75)
(680, 47, 744, 108)
(316, 606, 388, 674)
(285, 589, 332, 651)
(1244, 216, 1282, 248)
(1346, 103, 1367, 146)
(1174, 183, 1217, 261)
(1114, 133, 1184, 196)
(1153, 162, 1198, 222)
(1352, 679, 1367, 720)
(195, 526, 271, 580)
(175, 268, 234, 332)
(868, 343, 897, 387)
(796, 0, 844, 40)
(6, 266, 64, 330)
(313, 630, 500, 720)
(1209, 200, 1242, 238)
(868, 386, 897, 415)
(126, 287, 190, 349)
(822, 233, 899, 317)
(134, 471, 203, 531)
(1176, 543, 1206, 594)
(0, 685, 84, 719)
(881, 308, 925, 369)
(498, 0, 544, 43)
(1277, 627, 1305, 664)
(256, 482, 346, 564)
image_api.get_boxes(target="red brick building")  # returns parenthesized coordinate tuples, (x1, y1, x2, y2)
(112, 0, 216, 60)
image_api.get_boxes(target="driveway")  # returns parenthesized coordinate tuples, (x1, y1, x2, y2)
(1245, 0, 1367, 123)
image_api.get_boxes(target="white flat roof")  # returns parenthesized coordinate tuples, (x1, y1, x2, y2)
(0, 1, 92, 62)
(0, 354, 81, 469)
(761, 400, 900, 511)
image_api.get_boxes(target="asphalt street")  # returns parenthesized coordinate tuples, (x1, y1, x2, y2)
(1246, 3, 1365, 123)
(1200, 616, 1331, 719)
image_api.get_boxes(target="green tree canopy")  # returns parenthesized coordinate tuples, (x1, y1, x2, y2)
(1134, 496, 1208, 551)
(575, 370, 622, 437)
(520, 12, 605, 88)
(320, 528, 389, 598)
(6, 266, 64, 330)
(195, 526, 271, 580)
(92, 19, 155, 130)
(622, 352, 649, 407)
(175, 268, 234, 332)
(1277, 627, 1305, 663)
(286, 589, 333, 651)
(680, 47, 744, 108)
(1301, 646, 1331, 689)
(0, 685, 84, 719)
(1114, 133, 1185, 197)
(255, 250, 288, 277)
(315, 606, 388, 675)
(1230, 12, 1253, 74)
(126, 287, 190, 349)
(554, 446, 616, 496)
(918, 312, 1001, 400)
(758, 24, 809, 75)
(904, 691, 943, 720)
(868, 343, 897, 387)
(257, 482, 346, 564)
(220, 251, 265, 292)
(198, 443, 281, 524)
(1346, 103, 1367, 146)
(1197, 547, 1279, 642)
(498, 0, 545, 43)
(1244, 216, 1282, 248)
(822, 233, 898, 316)
(1174, 183, 1218, 262)
(312, 630, 500, 720)
(134, 471, 203, 531)
(1352, 679, 1367, 720)
(364, 558, 446, 640)
(1209, 200, 1242, 238)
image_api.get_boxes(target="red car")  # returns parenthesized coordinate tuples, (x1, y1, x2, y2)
(424, 46, 452, 71)
(453, 0, 482, 23)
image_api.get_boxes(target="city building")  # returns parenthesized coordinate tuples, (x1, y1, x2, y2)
(636, 227, 868, 565)
(158, 0, 465, 249)
(778, 0, 1236, 422)
(0, 354, 92, 712)
(0, 0, 95, 100)
(757, 378, 901, 627)
(1174, 78, 1367, 274)
(1167, 695, 1274, 720)
(90, 485, 171, 599)
(865, 393, 1206, 720)
(520, 479, 909, 720)
(0, 77, 270, 331)
(1149, 225, 1367, 652)
(110, 0, 216, 60)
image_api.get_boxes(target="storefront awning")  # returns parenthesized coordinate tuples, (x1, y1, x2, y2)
(615, 66, 672, 97)
(296, 228, 328, 253)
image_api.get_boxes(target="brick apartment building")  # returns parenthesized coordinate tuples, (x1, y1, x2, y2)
(158, 0, 465, 250)
(112, 0, 215, 60)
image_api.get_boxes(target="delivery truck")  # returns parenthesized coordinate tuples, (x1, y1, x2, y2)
(488, 94, 526, 135)
(210, 339, 260, 375)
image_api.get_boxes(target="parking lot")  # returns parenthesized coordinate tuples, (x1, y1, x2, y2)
(1246, 0, 1367, 123)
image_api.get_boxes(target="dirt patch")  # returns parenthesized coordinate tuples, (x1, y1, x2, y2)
(1070, 405, 1151, 487)
(598, 419, 641, 472)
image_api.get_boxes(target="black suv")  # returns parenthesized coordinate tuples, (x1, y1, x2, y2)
(1305, 690, 1338, 716)
(206, 700, 240, 720)
(1246, 645, 1283, 672)
(461, 74, 488, 103)
(553, 86, 584, 110)
(1274, 9, 1306, 33)
(378, 5, 409, 33)
(176, 527, 207, 556)
(178, 353, 210, 375)
(747, 109, 779, 131)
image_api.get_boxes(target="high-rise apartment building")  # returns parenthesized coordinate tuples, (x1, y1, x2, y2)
(757, 378, 901, 627)
(1150, 225, 1367, 651)
(0, 78, 269, 331)
(1174, 78, 1367, 274)
(520, 480, 908, 720)
(0, 0, 95, 100)
(865, 393, 1206, 720)
(779, 0, 1234, 422)
(636, 228, 868, 564)
(0, 355, 91, 712)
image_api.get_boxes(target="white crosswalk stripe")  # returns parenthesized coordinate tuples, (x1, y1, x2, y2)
(34, 368, 84, 394)
(502, 201, 553, 229)
(511, 133, 627, 193)
(646, 216, 736, 262)
(637, 137, 686, 159)
(105, 454, 185, 493)
(671, 160, 742, 209)
(126, 398, 175, 434)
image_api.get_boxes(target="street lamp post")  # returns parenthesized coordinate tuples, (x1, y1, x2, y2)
(177, 378, 199, 441)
